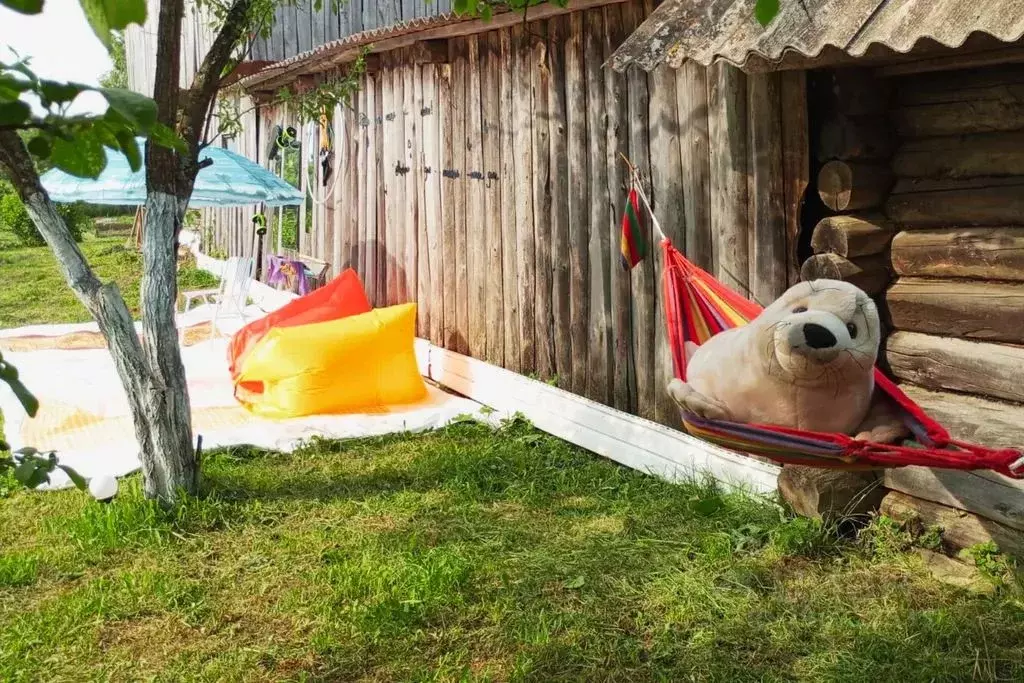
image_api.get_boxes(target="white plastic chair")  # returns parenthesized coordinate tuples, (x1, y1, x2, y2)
(178, 255, 255, 339)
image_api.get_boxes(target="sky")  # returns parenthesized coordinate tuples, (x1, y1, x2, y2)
(0, 0, 114, 114)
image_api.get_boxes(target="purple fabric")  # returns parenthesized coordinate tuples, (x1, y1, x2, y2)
(265, 255, 310, 295)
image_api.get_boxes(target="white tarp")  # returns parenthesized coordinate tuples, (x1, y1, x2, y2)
(0, 334, 484, 490)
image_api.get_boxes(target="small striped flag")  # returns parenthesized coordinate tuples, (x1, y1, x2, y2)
(619, 186, 647, 270)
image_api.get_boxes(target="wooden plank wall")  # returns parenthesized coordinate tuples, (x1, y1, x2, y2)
(208, 0, 793, 428)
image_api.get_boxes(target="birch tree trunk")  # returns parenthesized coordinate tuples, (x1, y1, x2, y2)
(0, 0, 254, 502)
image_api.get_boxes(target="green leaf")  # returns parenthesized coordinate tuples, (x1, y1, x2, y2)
(58, 464, 88, 491)
(4, 377, 38, 417)
(27, 134, 51, 159)
(565, 575, 586, 589)
(79, 0, 147, 50)
(98, 87, 157, 128)
(0, 100, 30, 126)
(755, 0, 780, 26)
(0, 0, 44, 14)
(149, 122, 186, 153)
(116, 131, 141, 171)
(39, 80, 87, 107)
(50, 130, 107, 179)
(13, 459, 41, 486)
(0, 75, 33, 102)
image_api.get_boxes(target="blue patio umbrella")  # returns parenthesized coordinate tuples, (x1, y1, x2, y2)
(40, 138, 303, 207)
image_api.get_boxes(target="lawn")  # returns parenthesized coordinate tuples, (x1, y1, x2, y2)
(0, 236, 218, 328)
(2, 233, 1023, 682)
(1, 421, 1023, 682)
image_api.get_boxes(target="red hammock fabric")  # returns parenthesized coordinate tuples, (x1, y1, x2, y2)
(661, 239, 1024, 479)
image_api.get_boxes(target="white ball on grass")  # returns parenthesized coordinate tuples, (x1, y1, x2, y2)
(88, 475, 118, 501)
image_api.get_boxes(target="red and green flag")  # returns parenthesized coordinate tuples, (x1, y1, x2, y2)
(620, 186, 647, 270)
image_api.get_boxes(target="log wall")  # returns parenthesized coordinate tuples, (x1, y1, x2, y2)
(206, 0, 800, 427)
(877, 62, 1024, 547)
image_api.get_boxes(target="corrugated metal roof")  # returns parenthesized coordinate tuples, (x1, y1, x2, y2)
(237, 13, 469, 90)
(608, 0, 1024, 72)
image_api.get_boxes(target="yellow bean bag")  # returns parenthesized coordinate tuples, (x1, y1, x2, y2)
(233, 303, 427, 419)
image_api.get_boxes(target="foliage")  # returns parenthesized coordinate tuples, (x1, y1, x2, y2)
(755, 0, 781, 26)
(0, 237, 218, 327)
(2, 423, 1024, 679)
(961, 541, 1020, 588)
(99, 31, 128, 90)
(0, 191, 86, 245)
(451, 0, 565, 22)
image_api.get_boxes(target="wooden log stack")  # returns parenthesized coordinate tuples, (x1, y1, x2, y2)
(873, 61, 1024, 559)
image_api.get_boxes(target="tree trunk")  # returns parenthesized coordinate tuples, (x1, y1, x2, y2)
(0, 130, 195, 502)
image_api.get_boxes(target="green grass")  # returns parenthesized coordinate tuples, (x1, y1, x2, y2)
(0, 236, 219, 328)
(1, 419, 1022, 682)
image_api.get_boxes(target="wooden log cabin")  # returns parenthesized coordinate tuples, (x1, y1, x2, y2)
(126, 0, 1024, 558)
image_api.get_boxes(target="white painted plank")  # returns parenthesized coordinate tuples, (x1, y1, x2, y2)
(427, 345, 780, 495)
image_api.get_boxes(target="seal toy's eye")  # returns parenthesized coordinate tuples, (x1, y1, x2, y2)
(793, 306, 808, 314)
(846, 323, 858, 339)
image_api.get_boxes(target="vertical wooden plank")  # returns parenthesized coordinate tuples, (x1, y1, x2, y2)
(374, 74, 387, 306)
(512, 24, 537, 373)
(348, 0, 362, 36)
(565, 12, 589, 397)
(452, 39, 469, 355)
(386, 59, 405, 305)
(604, 3, 632, 413)
(326, 0, 341, 42)
(332, 101, 345, 278)
(547, 16, 570, 388)
(585, 10, 610, 405)
(297, 2, 313, 53)
(404, 58, 419, 313)
(708, 62, 750, 296)
(297, 121, 307, 254)
(748, 72, 787, 306)
(499, 29, 521, 374)
(415, 66, 431, 340)
(466, 35, 487, 358)
(347, 93, 360, 275)
(649, 63, 684, 427)
(354, 81, 368, 279)
(781, 70, 809, 287)
(482, 32, 505, 367)
(281, 5, 298, 59)
(438, 61, 458, 350)
(531, 23, 554, 381)
(362, 76, 378, 300)
(423, 66, 444, 348)
(678, 61, 713, 272)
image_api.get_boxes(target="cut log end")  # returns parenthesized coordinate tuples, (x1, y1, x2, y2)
(800, 253, 890, 296)
(818, 160, 894, 212)
(810, 213, 895, 258)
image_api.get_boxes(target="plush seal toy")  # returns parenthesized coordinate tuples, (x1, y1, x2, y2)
(667, 278, 908, 443)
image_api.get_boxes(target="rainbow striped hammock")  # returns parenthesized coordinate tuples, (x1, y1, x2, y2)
(656, 235, 1024, 480)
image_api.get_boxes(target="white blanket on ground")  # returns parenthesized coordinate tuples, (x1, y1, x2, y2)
(0, 334, 484, 490)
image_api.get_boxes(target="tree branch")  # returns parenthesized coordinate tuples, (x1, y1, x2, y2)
(183, 0, 254, 149)
(0, 130, 153, 391)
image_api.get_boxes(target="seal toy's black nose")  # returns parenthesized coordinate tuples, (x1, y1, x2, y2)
(803, 323, 837, 349)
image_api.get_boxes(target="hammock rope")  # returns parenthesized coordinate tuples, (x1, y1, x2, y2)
(622, 164, 1024, 480)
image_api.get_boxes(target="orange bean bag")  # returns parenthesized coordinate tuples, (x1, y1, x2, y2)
(227, 268, 372, 380)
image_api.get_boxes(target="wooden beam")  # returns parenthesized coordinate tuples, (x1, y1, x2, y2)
(427, 343, 781, 495)
(886, 331, 1024, 405)
(810, 214, 895, 258)
(891, 227, 1024, 281)
(411, 39, 450, 65)
(893, 131, 1024, 179)
(882, 491, 1024, 560)
(886, 179, 1024, 227)
(748, 72, 787, 305)
(800, 253, 890, 296)
(817, 160, 893, 212)
(877, 45, 1024, 78)
(886, 277, 1024, 345)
